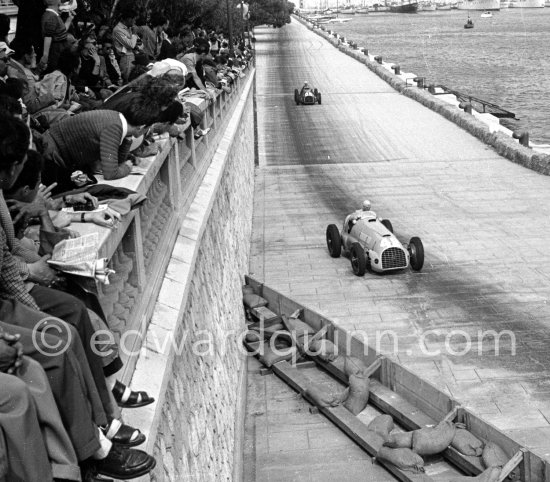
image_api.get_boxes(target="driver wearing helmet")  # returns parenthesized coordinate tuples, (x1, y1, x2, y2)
(300, 81, 311, 97)
(346, 200, 377, 233)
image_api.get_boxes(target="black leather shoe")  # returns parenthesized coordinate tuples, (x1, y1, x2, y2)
(96, 446, 156, 480)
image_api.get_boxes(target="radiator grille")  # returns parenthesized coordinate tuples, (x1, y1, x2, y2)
(381, 247, 407, 270)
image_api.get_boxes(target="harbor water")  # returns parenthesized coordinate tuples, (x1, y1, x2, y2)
(326, 9, 550, 143)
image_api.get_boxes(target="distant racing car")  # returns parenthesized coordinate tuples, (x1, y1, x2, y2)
(294, 84, 321, 105)
(325, 210, 424, 276)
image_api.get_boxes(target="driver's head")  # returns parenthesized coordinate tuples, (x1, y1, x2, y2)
(304, 81, 308, 86)
(362, 200, 371, 211)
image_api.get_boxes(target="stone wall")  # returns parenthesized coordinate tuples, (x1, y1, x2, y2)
(152, 95, 254, 481)
(127, 72, 255, 482)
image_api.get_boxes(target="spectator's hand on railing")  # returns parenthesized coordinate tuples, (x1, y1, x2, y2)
(84, 207, 121, 228)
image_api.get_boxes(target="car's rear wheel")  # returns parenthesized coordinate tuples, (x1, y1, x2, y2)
(326, 224, 341, 258)
(381, 219, 393, 233)
(294, 89, 300, 105)
(350, 242, 366, 276)
(408, 237, 424, 271)
(317, 93, 322, 104)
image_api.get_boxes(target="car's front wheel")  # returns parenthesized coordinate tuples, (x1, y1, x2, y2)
(326, 224, 341, 258)
(408, 236, 424, 271)
(294, 89, 300, 105)
(317, 93, 322, 104)
(350, 242, 366, 276)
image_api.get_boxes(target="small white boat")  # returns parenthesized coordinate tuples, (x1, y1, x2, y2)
(480, 9, 493, 15)
(319, 17, 353, 23)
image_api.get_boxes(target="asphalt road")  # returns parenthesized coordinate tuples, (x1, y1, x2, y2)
(250, 19, 550, 457)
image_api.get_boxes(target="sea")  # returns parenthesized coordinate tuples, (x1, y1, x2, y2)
(328, 9, 550, 144)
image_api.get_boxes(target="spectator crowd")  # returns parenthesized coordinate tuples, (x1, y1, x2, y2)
(0, 1, 253, 480)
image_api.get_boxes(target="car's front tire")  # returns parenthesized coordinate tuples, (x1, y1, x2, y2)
(381, 219, 393, 233)
(317, 92, 322, 104)
(408, 237, 424, 271)
(294, 89, 300, 105)
(326, 224, 341, 258)
(350, 242, 366, 276)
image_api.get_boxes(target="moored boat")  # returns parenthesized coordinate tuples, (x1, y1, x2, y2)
(509, 0, 544, 6)
(390, 0, 419, 12)
(457, 0, 499, 10)
(356, 6, 370, 13)
(480, 9, 493, 14)
(464, 15, 474, 26)
(340, 6, 357, 13)
(308, 13, 337, 21)
(371, 3, 391, 10)
(500, 0, 510, 7)
(436, 1, 452, 9)
(421, 1, 438, 9)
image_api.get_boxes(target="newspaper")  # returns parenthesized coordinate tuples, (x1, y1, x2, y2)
(47, 233, 115, 283)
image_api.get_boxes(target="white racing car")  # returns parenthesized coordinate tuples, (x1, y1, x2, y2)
(325, 211, 424, 276)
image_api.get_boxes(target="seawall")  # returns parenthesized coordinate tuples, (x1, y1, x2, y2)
(294, 14, 550, 175)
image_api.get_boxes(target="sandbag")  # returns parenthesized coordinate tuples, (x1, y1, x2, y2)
(286, 317, 316, 337)
(242, 285, 254, 295)
(482, 442, 509, 468)
(258, 342, 296, 367)
(245, 331, 262, 343)
(412, 420, 456, 455)
(309, 339, 338, 361)
(304, 385, 348, 408)
(248, 323, 285, 341)
(343, 374, 370, 415)
(376, 446, 425, 473)
(243, 292, 268, 309)
(385, 430, 413, 449)
(449, 467, 501, 482)
(452, 429, 484, 457)
(367, 414, 394, 441)
(344, 356, 367, 377)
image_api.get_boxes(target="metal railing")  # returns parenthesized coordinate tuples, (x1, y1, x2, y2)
(431, 84, 517, 119)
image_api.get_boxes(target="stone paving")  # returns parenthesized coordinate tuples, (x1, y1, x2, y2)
(244, 358, 397, 482)
(247, 18, 550, 470)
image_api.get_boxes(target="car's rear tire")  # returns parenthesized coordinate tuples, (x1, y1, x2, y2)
(326, 224, 341, 258)
(408, 236, 424, 271)
(294, 89, 300, 105)
(317, 93, 322, 104)
(350, 242, 366, 276)
(381, 219, 393, 233)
